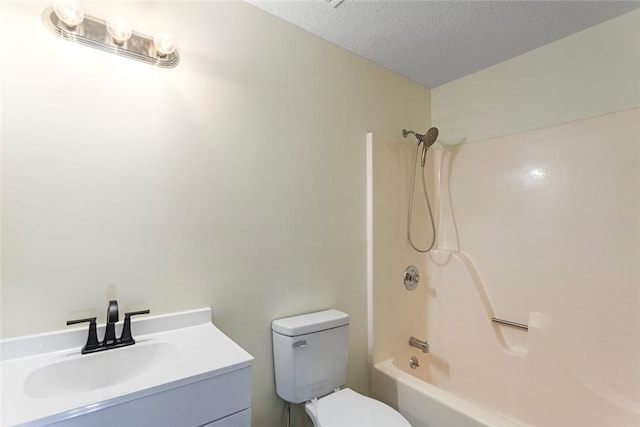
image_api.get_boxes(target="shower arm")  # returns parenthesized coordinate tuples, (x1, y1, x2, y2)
(402, 129, 424, 144)
(402, 129, 416, 138)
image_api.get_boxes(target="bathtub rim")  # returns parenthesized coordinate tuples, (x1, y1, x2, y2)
(373, 359, 531, 427)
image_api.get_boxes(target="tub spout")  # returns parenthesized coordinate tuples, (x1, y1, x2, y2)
(409, 336, 429, 353)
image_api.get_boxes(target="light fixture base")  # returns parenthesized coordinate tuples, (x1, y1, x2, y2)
(42, 7, 179, 69)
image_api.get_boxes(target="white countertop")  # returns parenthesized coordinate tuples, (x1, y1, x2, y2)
(0, 308, 253, 427)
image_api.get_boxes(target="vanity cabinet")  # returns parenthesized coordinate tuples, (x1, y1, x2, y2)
(202, 409, 251, 427)
(46, 367, 251, 427)
(1, 308, 253, 427)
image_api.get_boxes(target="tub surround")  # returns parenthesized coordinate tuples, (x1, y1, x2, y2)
(368, 108, 640, 425)
(369, 9, 639, 426)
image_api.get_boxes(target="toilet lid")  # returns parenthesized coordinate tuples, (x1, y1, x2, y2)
(315, 388, 411, 427)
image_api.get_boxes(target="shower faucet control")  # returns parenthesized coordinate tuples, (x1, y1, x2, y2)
(403, 265, 420, 290)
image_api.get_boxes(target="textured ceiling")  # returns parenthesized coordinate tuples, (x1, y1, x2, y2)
(247, 0, 640, 88)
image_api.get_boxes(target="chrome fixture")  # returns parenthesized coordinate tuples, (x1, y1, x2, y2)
(403, 126, 439, 253)
(409, 356, 420, 369)
(491, 317, 529, 330)
(409, 336, 430, 353)
(403, 265, 420, 290)
(106, 16, 132, 45)
(292, 340, 308, 349)
(67, 300, 150, 354)
(43, 0, 179, 68)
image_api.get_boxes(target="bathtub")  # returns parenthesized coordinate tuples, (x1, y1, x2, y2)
(372, 359, 527, 427)
(371, 313, 640, 427)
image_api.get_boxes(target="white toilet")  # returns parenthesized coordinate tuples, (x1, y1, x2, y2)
(272, 309, 411, 427)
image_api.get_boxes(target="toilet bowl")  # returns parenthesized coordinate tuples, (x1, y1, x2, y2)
(305, 388, 411, 427)
(272, 309, 411, 427)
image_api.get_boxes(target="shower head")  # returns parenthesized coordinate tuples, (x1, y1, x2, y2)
(423, 127, 439, 148)
(402, 127, 439, 148)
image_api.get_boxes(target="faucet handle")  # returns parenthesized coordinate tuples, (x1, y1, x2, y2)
(67, 316, 96, 325)
(119, 310, 150, 345)
(67, 317, 100, 354)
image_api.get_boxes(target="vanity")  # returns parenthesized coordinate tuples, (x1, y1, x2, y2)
(0, 308, 253, 427)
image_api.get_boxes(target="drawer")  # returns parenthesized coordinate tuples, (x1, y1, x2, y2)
(202, 409, 251, 427)
(47, 367, 251, 427)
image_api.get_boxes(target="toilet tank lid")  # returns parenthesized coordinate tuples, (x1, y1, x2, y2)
(272, 309, 349, 337)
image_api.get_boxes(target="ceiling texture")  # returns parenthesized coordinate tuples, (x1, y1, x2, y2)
(247, 0, 640, 88)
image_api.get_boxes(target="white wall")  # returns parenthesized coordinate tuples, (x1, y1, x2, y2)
(432, 9, 640, 144)
(0, 2, 430, 426)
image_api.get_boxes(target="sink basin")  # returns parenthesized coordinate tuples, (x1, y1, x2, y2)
(1, 308, 254, 427)
(24, 342, 180, 398)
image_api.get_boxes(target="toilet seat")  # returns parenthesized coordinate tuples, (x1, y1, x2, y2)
(305, 388, 411, 427)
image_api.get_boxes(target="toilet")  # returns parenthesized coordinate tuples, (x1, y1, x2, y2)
(272, 309, 411, 427)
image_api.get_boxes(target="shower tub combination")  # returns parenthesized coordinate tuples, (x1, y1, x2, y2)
(371, 307, 640, 427)
(366, 110, 640, 427)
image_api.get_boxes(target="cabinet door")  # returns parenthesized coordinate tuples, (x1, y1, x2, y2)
(47, 368, 251, 427)
(203, 409, 251, 427)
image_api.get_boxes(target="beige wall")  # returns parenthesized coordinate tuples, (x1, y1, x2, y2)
(432, 9, 640, 144)
(0, 2, 429, 426)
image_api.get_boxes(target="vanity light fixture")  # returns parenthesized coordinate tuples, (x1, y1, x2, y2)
(43, 1, 179, 68)
(53, 0, 84, 28)
(106, 16, 133, 45)
(153, 32, 176, 57)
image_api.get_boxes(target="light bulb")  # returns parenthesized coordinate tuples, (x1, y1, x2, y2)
(153, 32, 176, 57)
(106, 16, 132, 44)
(53, 0, 84, 28)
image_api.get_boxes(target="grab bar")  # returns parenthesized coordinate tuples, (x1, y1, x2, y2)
(491, 318, 528, 330)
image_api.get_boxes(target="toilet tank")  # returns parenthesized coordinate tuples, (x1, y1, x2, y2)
(272, 309, 349, 404)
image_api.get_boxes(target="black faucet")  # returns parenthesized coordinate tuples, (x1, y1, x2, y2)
(103, 300, 119, 347)
(66, 316, 101, 353)
(67, 300, 150, 354)
(120, 309, 151, 345)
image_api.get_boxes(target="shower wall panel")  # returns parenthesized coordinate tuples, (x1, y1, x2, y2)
(428, 108, 640, 404)
(368, 109, 640, 424)
(367, 133, 432, 366)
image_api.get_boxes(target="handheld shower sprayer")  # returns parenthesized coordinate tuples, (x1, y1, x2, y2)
(401, 126, 439, 253)
(423, 127, 439, 148)
(403, 127, 439, 165)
